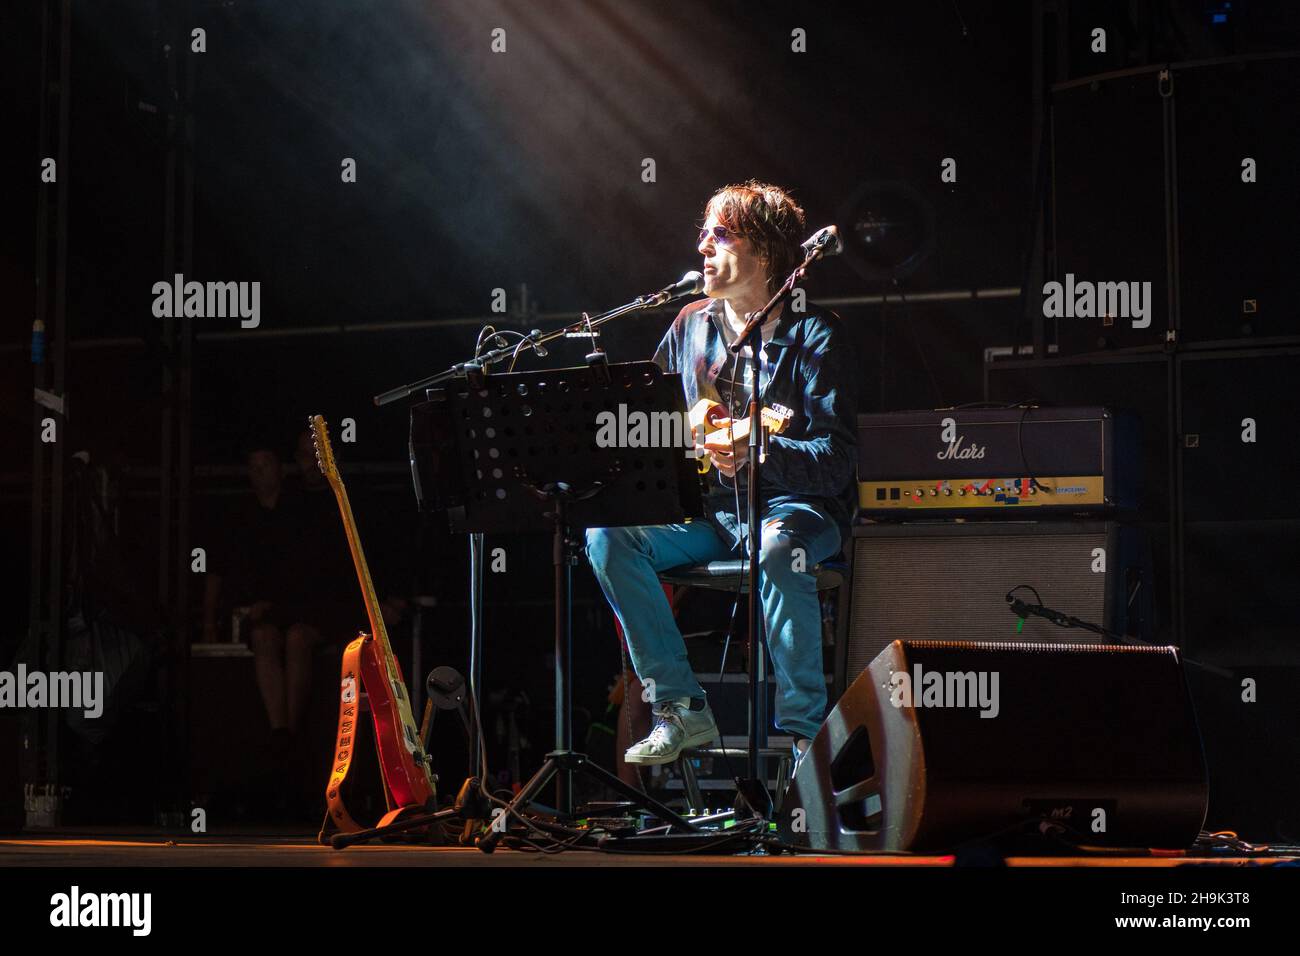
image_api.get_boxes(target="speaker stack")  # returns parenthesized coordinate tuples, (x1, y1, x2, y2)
(980, 54, 1300, 843)
(839, 405, 1153, 693)
(777, 404, 1212, 852)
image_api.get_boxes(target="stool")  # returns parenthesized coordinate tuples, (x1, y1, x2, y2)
(658, 558, 847, 593)
(656, 556, 850, 810)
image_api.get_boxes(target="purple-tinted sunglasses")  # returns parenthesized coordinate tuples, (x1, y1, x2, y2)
(697, 224, 736, 246)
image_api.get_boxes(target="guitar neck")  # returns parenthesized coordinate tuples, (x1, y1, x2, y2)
(727, 417, 755, 441)
(720, 409, 784, 442)
(328, 481, 401, 680)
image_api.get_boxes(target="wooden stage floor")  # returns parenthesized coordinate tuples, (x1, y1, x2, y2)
(1, 831, 1294, 867)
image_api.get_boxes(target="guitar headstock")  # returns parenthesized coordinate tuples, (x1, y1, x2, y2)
(310, 415, 341, 487)
(763, 403, 795, 435)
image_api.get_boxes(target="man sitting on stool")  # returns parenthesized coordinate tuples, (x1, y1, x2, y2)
(586, 181, 858, 770)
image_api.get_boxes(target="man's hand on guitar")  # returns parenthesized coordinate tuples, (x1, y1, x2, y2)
(703, 426, 748, 478)
(690, 399, 792, 477)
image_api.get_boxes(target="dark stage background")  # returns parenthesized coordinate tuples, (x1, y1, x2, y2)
(3, 1, 1298, 831)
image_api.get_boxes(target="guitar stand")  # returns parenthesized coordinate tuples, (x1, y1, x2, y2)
(327, 781, 478, 849)
(326, 665, 490, 849)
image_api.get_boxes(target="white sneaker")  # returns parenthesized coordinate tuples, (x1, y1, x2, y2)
(792, 737, 812, 777)
(624, 698, 719, 765)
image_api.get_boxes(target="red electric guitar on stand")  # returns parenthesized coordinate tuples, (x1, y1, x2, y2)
(311, 415, 437, 843)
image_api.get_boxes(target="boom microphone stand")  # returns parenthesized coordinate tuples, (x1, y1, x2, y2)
(727, 226, 842, 820)
(371, 271, 705, 408)
(1005, 589, 1233, 680)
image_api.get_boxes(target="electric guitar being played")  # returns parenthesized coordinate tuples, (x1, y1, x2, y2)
(311, 414, 436, 838)
(688, 398, 795, 474)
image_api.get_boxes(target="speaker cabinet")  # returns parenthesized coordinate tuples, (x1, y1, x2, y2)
(1178, 348, 1300, 524)
(1176, 347, 1300, 662)
(1052, 67, 1170, 355)
(1173, 348, 1300, 841)
(1185, 665, 1300, 843)
(1175, 57, 1300, 346)
(781, 640, 1208, 852)
(839, 521, 1153, 695)
(1050, 55, 1300, 355)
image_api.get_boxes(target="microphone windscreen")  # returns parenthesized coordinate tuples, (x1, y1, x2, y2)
(801, 225, 843, 257)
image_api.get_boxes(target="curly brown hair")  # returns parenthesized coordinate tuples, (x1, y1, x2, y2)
(703, 180, 807, 293)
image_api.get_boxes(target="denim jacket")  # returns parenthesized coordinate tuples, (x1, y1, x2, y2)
(652, 297, 859, 551)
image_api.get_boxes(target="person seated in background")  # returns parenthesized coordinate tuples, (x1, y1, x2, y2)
(202, 441, 327, 757)
(202, 432, 419, 820)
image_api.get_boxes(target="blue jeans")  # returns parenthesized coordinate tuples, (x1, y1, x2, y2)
(585, 501, 842, 742)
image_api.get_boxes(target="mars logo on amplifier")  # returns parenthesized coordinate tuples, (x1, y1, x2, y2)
(938, 417, 985, 461)
(936, 437, 985, 461)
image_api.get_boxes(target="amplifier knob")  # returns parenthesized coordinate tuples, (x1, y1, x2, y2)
(942, 488, 952, 496)
(929, 489, 938, 496)
(915, 488, 924, 498)
(957, 488, 966, 496)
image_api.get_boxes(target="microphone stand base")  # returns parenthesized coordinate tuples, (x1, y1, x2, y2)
(733, 777, 773, 821)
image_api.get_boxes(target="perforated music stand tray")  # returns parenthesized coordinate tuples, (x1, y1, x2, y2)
(411, 360, 703, 533)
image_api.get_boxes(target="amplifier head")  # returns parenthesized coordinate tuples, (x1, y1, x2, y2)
(856, 406, 1139, 516)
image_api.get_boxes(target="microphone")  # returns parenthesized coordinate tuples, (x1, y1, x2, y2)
(800, 225, 843, 259)
(1007, 595, 1071, 628)
(643, 271, 704, 307)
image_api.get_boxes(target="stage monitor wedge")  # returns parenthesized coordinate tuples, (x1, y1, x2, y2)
(781, 640, 1208, 853)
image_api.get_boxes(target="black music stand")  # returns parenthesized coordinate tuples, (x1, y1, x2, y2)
(411, 360, 706, 851)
